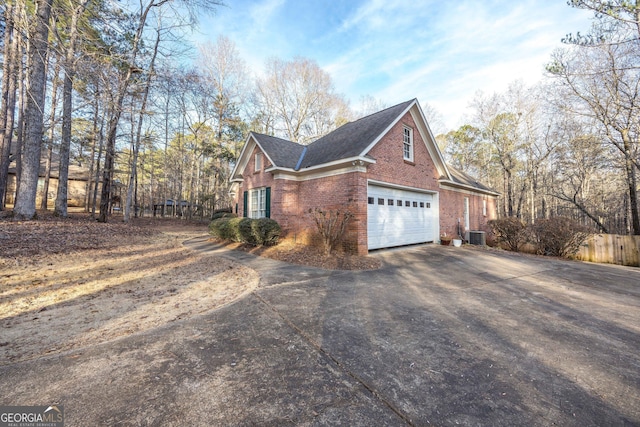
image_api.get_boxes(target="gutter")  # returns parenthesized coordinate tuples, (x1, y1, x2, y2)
(439, 179, 501, 197)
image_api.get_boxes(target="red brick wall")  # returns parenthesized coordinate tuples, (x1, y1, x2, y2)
(439, 188, 497, 238)
(366, 112, 441, 191)
(236, 147, 276, 217)
(295, 172, 368, 253)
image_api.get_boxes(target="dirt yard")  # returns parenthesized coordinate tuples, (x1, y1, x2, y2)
(0, 214, 259, 365)
(0, 212, 379, 366)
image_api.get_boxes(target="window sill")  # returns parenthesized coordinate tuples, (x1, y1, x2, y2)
(403, 159, 416, 166)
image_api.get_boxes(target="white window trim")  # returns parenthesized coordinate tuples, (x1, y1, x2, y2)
(249, 187, 266, 219)
(403, 126, 414, 161)
(255, 153, 262, 172)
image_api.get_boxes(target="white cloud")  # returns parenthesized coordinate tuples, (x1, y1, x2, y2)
(248, 0, 286, 31)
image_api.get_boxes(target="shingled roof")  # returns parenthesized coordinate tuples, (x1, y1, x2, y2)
(446, 166, 499, 194)
(251, 132, 306, 169)
(250, 99, 415, 170)
(299, 99, 415, 168)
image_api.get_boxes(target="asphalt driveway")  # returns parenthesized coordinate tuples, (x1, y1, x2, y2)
(1, 238, 639, 426)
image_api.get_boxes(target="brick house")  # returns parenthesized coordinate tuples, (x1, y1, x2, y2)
(229, 99, 498, 254)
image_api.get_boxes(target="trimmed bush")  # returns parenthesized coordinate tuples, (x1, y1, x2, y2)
(255, 217, 281, 246)
(209, 217, 242, 242)
(488, 217, 528, 252)
(209, 217, 281, 246)
(238, 218, 259, 246)
(531, 217, 590, 258)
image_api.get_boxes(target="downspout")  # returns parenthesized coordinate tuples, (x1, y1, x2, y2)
(293, 147, 307, 242)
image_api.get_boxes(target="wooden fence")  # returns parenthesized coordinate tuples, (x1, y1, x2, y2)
(576, 234, 640, 267)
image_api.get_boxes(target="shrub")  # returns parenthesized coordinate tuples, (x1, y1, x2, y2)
(212, 207, 232, 215)
(488, 217, 528, 252)
(209, 218, 225, 239)
(531, 217, 590, 258)
(255, 217, 281, 246)
(209, 217, 242, 242)
(211, 210, 237, 220)
(210, 217, 281, 246)
(308, 208, 354, 255)
(238, 218, 259, 246)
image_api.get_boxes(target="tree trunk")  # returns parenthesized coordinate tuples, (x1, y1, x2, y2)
(125, 26, 160, 223)
(85, 85, 100, 212)
(0, 1, 18, 209)
(13, 32, 26, 203)
(54, 65, 73, 216)
(14, 0, 53, 220)
(41, 60, 61, 210)
(91, 118, 105, 218)
(622, 131, 640, 234)
(55, 0, 88, 218)
(98, 0, 156, 223)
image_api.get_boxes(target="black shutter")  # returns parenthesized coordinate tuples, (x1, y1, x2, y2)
(265, 187, 271, 218)
(243, 191, 248, 217)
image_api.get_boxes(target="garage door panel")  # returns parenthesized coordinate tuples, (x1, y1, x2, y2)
(367, 184, 436, 250)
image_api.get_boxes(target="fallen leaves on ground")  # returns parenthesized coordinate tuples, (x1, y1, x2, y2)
(222, 239, 382, 270)
(0, 211, 378, 364)
(0, 212, 258, 364)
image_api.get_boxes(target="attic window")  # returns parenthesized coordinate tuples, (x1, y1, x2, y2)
(255, 153, 262, 172)
(403, 126, 413, 161)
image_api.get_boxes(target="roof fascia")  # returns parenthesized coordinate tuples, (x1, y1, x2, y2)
(298, 155, 375, 173)
(229, 133, 255, 181)
(439, 179, 501, 197)
(268, 156, 375, 181)
(230, 133, 279, 182)
(409, 102, 452, 180)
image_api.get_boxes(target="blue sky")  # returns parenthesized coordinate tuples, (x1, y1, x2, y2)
(195, 0, 594, 131)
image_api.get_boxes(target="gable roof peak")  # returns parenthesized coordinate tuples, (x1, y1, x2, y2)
(250, 131, 305, 169)
(297, 99, 416, 169)
(348, 98, 416, 125)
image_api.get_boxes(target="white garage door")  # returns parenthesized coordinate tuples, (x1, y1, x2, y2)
(367, 184, 436, 250)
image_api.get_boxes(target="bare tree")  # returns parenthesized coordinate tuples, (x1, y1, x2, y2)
(547, 39, 640, 234)
(197, 36, 248, 210)
(356, 95, 386, 118)
(41, 60, 62, 210)
(552, 130, 612, 232)
(471, 82, 558, 221)
(98, 0, 223, 222)
(124, 21, 162, 222)
(253, 56, 349, 144)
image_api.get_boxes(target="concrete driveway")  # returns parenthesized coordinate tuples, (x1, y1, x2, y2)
(1, 238, 639, 426)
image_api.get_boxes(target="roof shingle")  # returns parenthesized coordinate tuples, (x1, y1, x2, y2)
(251, 132, 305, 169)
(299, 99, 415, 168)
(447, 166, 498, 193)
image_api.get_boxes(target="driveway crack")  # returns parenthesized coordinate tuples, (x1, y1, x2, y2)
(252, 291, 414, 426)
